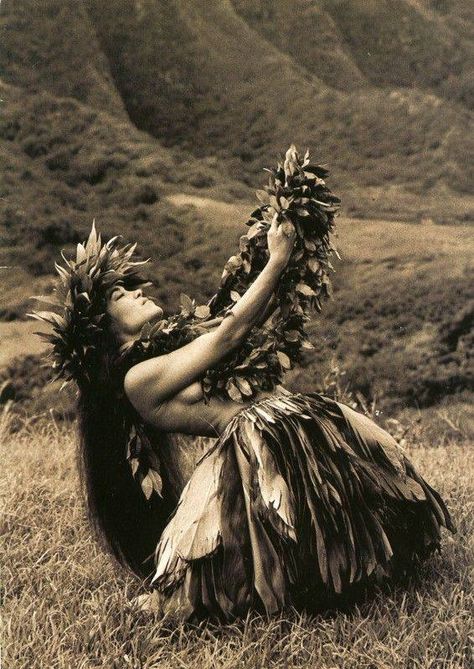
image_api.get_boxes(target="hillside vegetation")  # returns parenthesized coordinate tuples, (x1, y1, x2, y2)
(2, 197, 472, 421)
(232, 0, 474, 107)
(85, 0, 473, 197)
(1, 0, 473, 416)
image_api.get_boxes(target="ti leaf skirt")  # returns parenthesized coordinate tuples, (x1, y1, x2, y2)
(151, 392, 455, 620)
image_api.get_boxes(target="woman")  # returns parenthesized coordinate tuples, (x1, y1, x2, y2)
(33, 221, 455, 622)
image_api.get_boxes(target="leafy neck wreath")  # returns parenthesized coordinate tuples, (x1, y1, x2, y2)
(119, 145, 340, 402)
(31, 144, 340, 499)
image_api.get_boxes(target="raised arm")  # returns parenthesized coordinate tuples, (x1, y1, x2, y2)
(124, 218, 296, 417)
(256, 293, 278, 327)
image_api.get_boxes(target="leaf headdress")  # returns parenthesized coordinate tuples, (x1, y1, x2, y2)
(29, 222, 151, 389)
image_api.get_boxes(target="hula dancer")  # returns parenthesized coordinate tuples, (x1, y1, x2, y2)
(32, 151, 455, 622)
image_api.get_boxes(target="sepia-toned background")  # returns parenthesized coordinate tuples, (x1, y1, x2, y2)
(1, 2, 473, 668)
(1, 0, 473, 418)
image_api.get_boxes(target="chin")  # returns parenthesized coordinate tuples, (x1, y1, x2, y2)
(148, 303, 164, 320)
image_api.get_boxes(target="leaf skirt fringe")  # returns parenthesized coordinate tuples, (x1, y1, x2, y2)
(151, 392, 455, 621)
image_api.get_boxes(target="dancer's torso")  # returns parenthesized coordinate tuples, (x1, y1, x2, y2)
(149, 379, 285, 438)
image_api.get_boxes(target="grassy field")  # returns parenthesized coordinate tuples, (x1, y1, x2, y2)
(1, 398, 472, 669)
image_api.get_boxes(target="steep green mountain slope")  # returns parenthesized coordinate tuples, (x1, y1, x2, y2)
(320, 0, 474, 109)
(231, 0, 473, 108)
(85, 0, 472, 198)
(0, 0, 125, 115)
(231, 0, 368, 92)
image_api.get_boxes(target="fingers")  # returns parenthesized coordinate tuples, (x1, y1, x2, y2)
(281, 220, 296, 239)
(269, 217, 294, 237)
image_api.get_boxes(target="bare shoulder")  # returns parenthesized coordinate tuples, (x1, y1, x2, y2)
(123, 363, 142, 401)
(124, 358, 161, 416)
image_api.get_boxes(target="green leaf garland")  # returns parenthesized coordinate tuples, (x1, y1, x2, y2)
(121, 144, 340, 405)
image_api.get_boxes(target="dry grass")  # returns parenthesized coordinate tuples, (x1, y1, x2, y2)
(1, 404, 472, 669)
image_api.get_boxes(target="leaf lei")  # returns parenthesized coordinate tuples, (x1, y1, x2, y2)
(201, 144, 340, 400)
(209, 144, 340, 318)
(121, 145, 340, 406)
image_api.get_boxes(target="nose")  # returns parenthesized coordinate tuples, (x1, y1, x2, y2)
(134, 288, 143, 299)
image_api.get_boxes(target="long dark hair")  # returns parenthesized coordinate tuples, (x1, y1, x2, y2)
(74, 322, 174, 579)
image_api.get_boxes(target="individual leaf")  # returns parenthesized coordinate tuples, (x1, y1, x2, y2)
(307, 257, 320, 273)
(235, 377, 253, 396)
(330, 241, 341, 259)
(269, 195, 280, 212)
(304, 164, 329, 178)
(148, 468, 163, 496)
(141, 473, 154, 500)
(194, 305, 211, 319)
(225, 255, 243, 271)
(139, 322, 152, 340)
(296, 283, 316, 297)
(76, 243, 87, 264)
(239, 235, 249, 251)
(180, 293, 194, 312)
(226, 380, 243, 402)
(130, 457, 140, 476)
(276, 350, 291, 370)
(126, 433, 138, 459)
(32, 331, 57, 344)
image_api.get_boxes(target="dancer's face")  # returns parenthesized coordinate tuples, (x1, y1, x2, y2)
(106, 285, 163, 342)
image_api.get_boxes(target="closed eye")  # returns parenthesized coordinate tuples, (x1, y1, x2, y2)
(110, 287, 124, 301)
